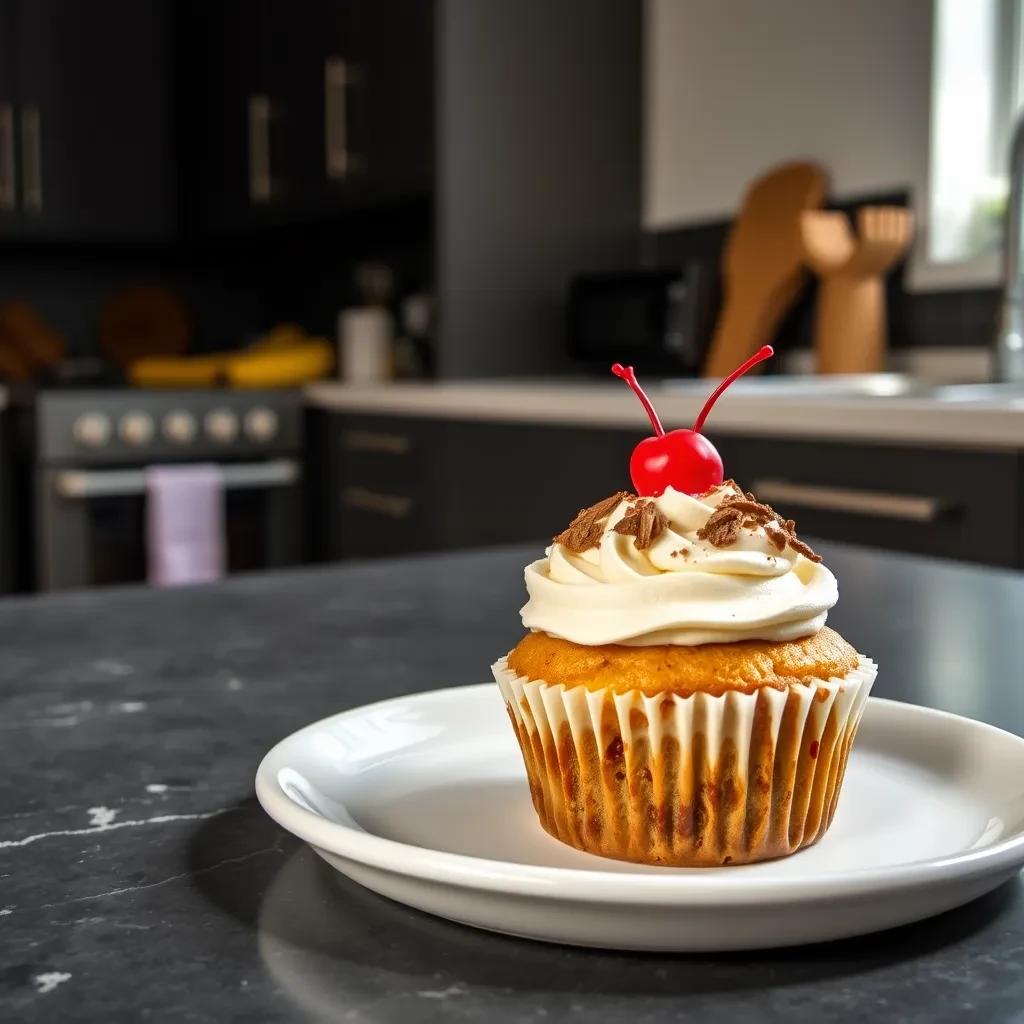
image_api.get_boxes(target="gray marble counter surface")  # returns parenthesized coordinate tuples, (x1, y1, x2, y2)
(0, 543, 1022, 1023)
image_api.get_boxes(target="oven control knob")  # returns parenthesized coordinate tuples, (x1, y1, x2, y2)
(72, 412, 112, 448)
(118, 411, 155, 447)
(204, 408, 239, 444)
(163, 410, 197, 445)
(244, 406, 279, 442)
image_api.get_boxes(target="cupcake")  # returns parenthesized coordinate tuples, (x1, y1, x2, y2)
(492, 353, 876, 866)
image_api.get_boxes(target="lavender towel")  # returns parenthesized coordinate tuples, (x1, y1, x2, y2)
(146, 464, 226, 587)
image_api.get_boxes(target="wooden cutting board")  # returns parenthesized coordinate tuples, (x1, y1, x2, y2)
(703, 161, 826, 377)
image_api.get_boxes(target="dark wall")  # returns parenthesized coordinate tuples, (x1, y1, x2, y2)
(437, 0, 641, 378)
(0, 204, 432, 360)
(0, 252, 268, 357)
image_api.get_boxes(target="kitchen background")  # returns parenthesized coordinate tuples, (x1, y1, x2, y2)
(0, 0, 1021, 594)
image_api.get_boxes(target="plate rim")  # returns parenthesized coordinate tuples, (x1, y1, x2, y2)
(255, 683, 1024, 906)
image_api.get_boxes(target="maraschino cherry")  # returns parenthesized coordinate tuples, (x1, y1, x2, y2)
(612, 346, 774, 496)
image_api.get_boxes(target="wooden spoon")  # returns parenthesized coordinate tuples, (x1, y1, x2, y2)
(703, 161, 826, 378)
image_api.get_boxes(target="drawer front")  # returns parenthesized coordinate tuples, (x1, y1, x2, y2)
(330, 415, 441, 559)
(337, 490, 433, 558)
(335, 415, 433, 489)
(728, 438, 1021, 568)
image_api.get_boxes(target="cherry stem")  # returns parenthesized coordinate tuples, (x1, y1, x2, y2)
(611, 363, 664, 436)
(692, 345, 774, 434)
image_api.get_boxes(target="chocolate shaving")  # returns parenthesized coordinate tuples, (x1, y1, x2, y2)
(613, 499, 668, 550)
(696, 504, 742, 547)
(697, 489, 822, 562)
(788, 536, 821, 562)
(720, 499, 776, 521)
(553, 490, 633, 553)
(763, 521, 788, 552)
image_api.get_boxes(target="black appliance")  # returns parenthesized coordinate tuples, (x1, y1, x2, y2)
(568, 265, 716, 373)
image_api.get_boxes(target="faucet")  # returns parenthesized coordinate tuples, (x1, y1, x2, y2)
(996, 116, 1024, 382)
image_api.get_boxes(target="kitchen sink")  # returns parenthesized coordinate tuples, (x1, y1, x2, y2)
(662, 375, 1024, 404)
(927, 382, 1024, 403)
(547, 373, 1024, 404)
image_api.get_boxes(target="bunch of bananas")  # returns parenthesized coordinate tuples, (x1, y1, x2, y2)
(129, 324, 334, 389)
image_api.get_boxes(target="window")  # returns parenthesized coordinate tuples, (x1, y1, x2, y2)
(922, 0, 1024, 283)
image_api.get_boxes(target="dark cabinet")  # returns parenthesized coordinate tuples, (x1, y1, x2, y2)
(183, 0, 273, 235)
(318, 412, 635, 560)
(723, 437, 1022, 569)
(441, 420, 635, 548)
(316, 411, 1024, 570)
(6, 0, 177, 240)
(343, 0, 435, 211)
(0, 0, 434, 242)
(319, 414, 446, 560)
(0, 0, 17, 236)
(186, 0, 434, 235)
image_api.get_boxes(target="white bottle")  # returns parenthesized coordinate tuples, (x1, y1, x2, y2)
(338, 307, 393, 384)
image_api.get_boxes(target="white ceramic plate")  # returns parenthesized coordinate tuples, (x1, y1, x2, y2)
(256, 684, 1024, 951)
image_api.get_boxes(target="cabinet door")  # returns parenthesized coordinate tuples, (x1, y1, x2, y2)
(343, 0, 434, 210)
(328, 413, 445, 559)
(267, 0, 350, 225)
(265, 0, 434, 223)
(14, 0, 177, 240)
(184, 0, 433, 234)
(183, 0, 278, 235)
(0, 0, 17, 235)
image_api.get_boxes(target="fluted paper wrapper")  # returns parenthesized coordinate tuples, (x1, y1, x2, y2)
(493, 655, 876, 866)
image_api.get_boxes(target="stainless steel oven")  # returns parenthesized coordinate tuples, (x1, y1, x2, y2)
(33, 390, 304, 590)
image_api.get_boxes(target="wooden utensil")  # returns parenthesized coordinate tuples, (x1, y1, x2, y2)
(0, 300, 67, 370)
(703, 161, 826, 378)
(799, 206, 914, 374)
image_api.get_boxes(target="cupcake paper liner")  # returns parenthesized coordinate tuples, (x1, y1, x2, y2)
(493, 654, 876, 867)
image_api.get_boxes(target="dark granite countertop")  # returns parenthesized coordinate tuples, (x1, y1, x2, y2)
(1, 542, 1023, 1023)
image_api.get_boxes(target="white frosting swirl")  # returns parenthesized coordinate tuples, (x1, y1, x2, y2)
(521, 483, 837, 646)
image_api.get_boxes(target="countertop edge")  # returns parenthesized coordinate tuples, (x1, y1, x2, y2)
(304, 382, 1024, 450)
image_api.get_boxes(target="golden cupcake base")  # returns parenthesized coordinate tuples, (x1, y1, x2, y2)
(493, 655, 875, 867)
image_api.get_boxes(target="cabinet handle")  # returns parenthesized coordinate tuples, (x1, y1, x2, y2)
(753, 479, 952, 523)
(342, 486, 414, 519)
(325, 57, 349, 179)
(20, 105, 42, 213)
(342, 430, 411, 455)
(325, 57, 362, 179)
(0, 104, 14, 211)
(248, 94, 272, 204)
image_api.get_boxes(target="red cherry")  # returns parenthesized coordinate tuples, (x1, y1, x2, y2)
(629, 430, 723, 497)
(612, 346, 774, 496)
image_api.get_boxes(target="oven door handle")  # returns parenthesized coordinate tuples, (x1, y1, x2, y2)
(54, 459, 302, 499)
